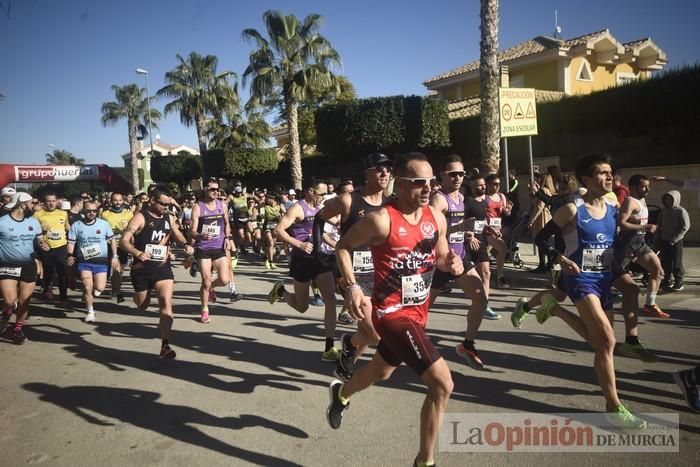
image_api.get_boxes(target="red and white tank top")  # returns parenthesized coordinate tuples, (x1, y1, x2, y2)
(371, 203, 438, 327)
(485, 192, 507, 231)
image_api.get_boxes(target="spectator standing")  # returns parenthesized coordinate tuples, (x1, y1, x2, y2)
(654, 190, 690, 291)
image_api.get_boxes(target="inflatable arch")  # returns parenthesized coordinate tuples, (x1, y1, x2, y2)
(0, 164, 132, 194)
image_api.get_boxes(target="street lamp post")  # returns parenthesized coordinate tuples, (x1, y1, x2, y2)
(135, 68, 155, 159)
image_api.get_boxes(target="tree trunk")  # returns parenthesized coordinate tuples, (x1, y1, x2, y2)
(285, 96, 303, 190)
(128, 121, 140, 193)
(195, 112, 208, 155)
(479, 0, 501, 175)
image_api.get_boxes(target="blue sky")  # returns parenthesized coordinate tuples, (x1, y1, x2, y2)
(0, 0, 698, 167)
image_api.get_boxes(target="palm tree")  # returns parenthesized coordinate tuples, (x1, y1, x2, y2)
(480, 0, 501, 174)
(45, 149, 85, 165)
(242, 10, 341, 189)
(207, 108, 271, 150)
(101, 84, 161, 193)
(157, 52, 238, 155)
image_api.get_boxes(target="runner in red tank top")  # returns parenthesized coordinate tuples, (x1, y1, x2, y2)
(326, 152, 465, 467)
(484, 173, 513, 288)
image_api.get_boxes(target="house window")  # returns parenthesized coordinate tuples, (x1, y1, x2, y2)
(616, 72, 639, 86)
(510, 75, 525, 88)
(576, 59, 593, 82)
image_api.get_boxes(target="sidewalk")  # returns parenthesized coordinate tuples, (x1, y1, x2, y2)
(0, 250, 697, 466)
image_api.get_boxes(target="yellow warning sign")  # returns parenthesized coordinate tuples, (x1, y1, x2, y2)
(498, 88, 538, 137)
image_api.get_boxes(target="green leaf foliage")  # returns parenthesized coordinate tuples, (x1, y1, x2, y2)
(150, 155, 202, 191)
(449, 65, 700, 171)
(316, 95, 450, 158)
(202, 148, 278, 179)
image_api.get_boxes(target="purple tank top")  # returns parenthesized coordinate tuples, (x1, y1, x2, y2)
(195, 199, 226, 250)
(438, 190, 466, 259)
(289, 200, 319, 256)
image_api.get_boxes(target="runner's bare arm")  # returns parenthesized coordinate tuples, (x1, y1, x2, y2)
(336, 209, 390, 285)
(189, 203, 202, 242)
(318, 193, 351, 222)
(551, 203, 581, 275)
(430, 192, 463, 235)
(274, 203, 304, 248)
(617, 197, 641, 232)
(119, 212, 146, 259)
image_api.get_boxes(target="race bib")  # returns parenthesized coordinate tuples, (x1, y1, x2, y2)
(637, 219, 648, 235)
(474, 220, 486, 235)
(202, 224, 221, 237)
(448, 230, 465, 244)
(582, 247, 613, 273)
(46, 230, 63, 240)
(0, 266, 21, 277)
(266, 222, 278, 231)
(352, 250, 374, 273)
(489, 217, 502, 229)
(401, 272, 433, 306)
(81, 243, 102, 260)
(145, 244, 169, 262)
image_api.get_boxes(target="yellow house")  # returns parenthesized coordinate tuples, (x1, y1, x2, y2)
(424, 29, 667, 118)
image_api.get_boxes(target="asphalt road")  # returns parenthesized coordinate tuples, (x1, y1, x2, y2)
(1, 247, 698, 466)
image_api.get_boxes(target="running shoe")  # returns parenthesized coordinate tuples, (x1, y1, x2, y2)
(189, 262, 198, 278)
(84, 311, 96, 323)
(159, 344, 176, 359)
(673, 369, 700, 413)
(440, 284, 452, 295)
(412, 458, 436, 467)
(208, 289, 217, 303)
(536, 293, 557, 324)
(229, 291, 242, 302)
(529, 265, 548, 274)
(334, 334, 356, 381)
(482, 306, 501, 320)
(321, 347, 341, 362)
(671, 281, 684, 291)
(618, 342, 659, 363)
(200, 310, 211, 324)
(496, 276, 510, 289)
(264, 259, 271, 271)
(326, 379, 349, 429)
(456, 343, 485, 370)
(268, 280, 285, 305)
(269, 262, 278, 270)
(0, 312, 11, 334)
(230, 255, 238, 271)
(511, 297, 529, 328)
(641, 304, 670, 319)
(605, 404, 647, 430)
(115, 293, 125, 303)
(337, 309, 357, 325)
(42, 289, 54, 301)
(10, 328, 26, 345)
(310, 294, 324, 307)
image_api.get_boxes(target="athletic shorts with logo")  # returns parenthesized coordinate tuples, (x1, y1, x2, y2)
(374, 314, 441, 376)
(0, 261, 37, 282)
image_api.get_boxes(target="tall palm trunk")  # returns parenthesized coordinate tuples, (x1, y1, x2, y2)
(480, 0, 500, 174)
(195, 112, 208, 155)
(285, 95, 303, 190)
(128, 120, 140, 193)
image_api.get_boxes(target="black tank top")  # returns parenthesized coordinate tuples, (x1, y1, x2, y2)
(340, 191, 386, 236)
(133, 209, 172, 268)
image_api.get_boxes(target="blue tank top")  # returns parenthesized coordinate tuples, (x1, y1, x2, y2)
(68, 218, 115, 264)
(564, 196, 617, 283)
(0, 214, 42, 264)
(437, 190, 465, 259)
(195, 199, 225, 250)
(289, 200, 319, 257)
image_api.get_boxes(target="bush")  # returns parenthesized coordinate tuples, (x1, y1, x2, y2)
(316, 95, 450, 159)
(151, 155, 202, 191)
(202, 148, 278, 180)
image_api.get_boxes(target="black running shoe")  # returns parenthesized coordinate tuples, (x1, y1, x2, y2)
(116, 293, 125, 304)
(326, 379, 349, 429)
(11, 329, 26, 345)
(159, 344, 176, 359)
(334, 334, 356, 381)
(0, 313, 10, 334)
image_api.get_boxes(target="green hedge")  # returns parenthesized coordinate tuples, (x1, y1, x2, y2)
(202, 148, 278, 180)
(316, 95, 450, 159)
(151, 155, 202, 191)
(449, 65, 700, 171)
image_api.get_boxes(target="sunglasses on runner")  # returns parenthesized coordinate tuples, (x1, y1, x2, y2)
(368, 165, 392, 174)
(446, 170, 466, 178)
(399, 176, 436, 188)
(207, 187, 219, 192)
